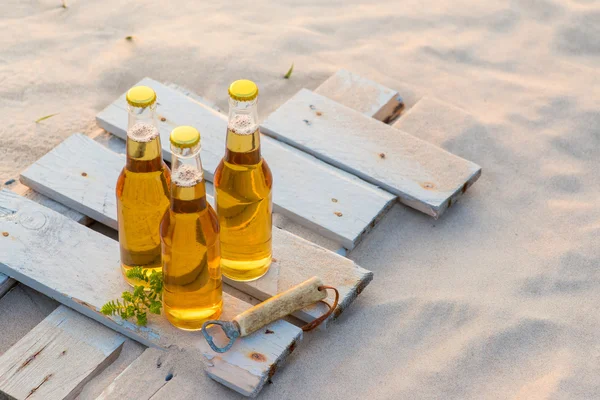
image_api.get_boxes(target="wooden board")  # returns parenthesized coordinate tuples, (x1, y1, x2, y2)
(0, 190, 302, 397)
(96, 78, 395, 249)
(97, 347, 229, 400)
(19, 133, 373, 328)
(0, 181, 94, 302)
(261, 89, 482, 218)
(0, 305, 125, 400)
(314, 69, 404, 123)
(20, 134, 124, 230)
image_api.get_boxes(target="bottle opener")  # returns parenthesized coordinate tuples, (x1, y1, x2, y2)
(202, 276, 338, 353)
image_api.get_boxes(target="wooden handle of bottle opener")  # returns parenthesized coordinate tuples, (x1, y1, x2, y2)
(233, 276, 327, 337)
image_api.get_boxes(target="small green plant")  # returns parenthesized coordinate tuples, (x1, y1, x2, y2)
(101, 267, 163, 326)
(284, 63, 294, 79)
(125, 35, 134, 41)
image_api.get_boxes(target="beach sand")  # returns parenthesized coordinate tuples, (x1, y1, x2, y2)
(1, 0, 600, 398)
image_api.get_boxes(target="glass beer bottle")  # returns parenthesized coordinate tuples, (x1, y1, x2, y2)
(160, 126, 222, 330)
(214, 79, 273, 282)
(116, 86, 171, 287)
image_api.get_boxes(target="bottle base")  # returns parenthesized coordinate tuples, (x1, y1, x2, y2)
(220, 255, 271, 282)
(164, 301, 223, 331)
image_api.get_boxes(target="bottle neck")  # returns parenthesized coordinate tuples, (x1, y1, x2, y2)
(126, 103, 163, 171)
(225, 97, 261, 165)
(170, 145, 207, 213)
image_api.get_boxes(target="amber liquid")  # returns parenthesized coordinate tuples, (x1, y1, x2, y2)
(116, 136, 171, 287)
(214, 127, 273, 281)
(160, 175, 222, 330)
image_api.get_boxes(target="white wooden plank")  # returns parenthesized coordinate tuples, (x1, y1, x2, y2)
(95, 78, 395, 249)
(97, 347, 233, 400)
(0, 190, 302, 397)
(20, 134, 373, 328)
(314, 69, 404, 122)
(0, 305, 125, 400)
(20, 134, 123, 229)
(12, 182, 89, 225)
(261, 89, 482, 218)
(2, 182, 93, 301)
(97, 348, 181, 400)
(2, 184, 90, 301)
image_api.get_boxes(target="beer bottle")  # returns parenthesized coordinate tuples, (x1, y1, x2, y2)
(214, 80, 273, 282)
(161, 126, 222, 329)
(116, 86, 171, 287)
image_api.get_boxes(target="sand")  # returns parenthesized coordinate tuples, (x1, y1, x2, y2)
(1, 0, 600, 398)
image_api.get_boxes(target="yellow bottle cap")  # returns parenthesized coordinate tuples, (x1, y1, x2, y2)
(126, 86, 157, 108)
(228, 79, 259, 101)
(170, 126, 200, 148)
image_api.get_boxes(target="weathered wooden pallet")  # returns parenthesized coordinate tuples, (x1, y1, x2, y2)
(19, 133, 373, 329)
(261, 89, 482, 218)
(96, 78, 395, 250)
(0, 190, 301, 397)
(0, 69, 487, 400)
(0, 305, 125, 400)
(314, 68, 405, 123)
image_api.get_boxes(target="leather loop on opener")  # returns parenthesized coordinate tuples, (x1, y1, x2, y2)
(301, 285, 340, 331)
